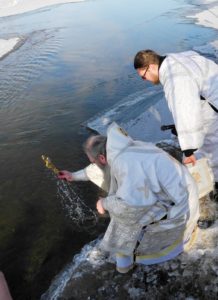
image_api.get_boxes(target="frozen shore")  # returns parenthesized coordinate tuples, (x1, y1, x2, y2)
(0, 0, 84, 18)
(188, 0, 218, 57)
(0, 37, 21, 60)
(188, 0, 218, 30)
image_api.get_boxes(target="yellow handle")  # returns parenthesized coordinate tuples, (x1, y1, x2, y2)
(41, 155, 59, 174)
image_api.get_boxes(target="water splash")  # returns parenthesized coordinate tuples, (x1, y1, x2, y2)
(42, 155, 98, 228)
(57, 178, 98, 228)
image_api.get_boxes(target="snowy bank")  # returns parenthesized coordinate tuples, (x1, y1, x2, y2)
(188, 1, 218, 30)
(0, 37, 21, 59)
(188, 0, 218, 57)
(0, 0, 84, 18)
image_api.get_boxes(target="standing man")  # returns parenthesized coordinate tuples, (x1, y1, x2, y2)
(59, 122, 199, 273)
(134, 50, 218, 223)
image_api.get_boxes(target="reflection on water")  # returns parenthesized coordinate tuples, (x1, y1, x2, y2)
(0, 0, 217, 299)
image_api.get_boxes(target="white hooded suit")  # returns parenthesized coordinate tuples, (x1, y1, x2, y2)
(159, 51, 218, 181)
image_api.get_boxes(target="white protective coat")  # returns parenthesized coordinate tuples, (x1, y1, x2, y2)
(159, 51, 218, 181)
(99, 122, 199, 255)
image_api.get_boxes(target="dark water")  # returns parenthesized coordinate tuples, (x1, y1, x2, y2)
(0, 0, 217, 299)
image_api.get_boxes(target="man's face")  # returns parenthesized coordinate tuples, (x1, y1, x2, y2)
(137, 64, 160, 84)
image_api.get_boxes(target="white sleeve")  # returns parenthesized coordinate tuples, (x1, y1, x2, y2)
(72, 163, 105, 183)
(156, 154, 190, 218)
(85, 163, 109, 191)
(73, 164, 109, 192)
(164, 73, 205, 150)
(72, 169, 89, 181)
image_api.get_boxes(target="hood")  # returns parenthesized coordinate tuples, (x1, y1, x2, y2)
(106, 122, 133, 165)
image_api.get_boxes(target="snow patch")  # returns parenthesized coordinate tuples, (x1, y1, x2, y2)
(0, 0, 85, 18)
(0, 37, 21, 59)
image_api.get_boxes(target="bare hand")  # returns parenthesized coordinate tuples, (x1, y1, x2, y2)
(58, 170, 74, 182)
(183, 154, 197, 166)
(96, 198, 105, 215)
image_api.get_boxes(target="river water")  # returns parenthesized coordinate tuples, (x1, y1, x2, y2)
(0, 0, 217, 299)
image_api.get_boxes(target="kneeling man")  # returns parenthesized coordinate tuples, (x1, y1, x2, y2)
(59, 122, 199, 273)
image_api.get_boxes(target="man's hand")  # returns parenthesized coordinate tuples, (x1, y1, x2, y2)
(96, 198, 105, 215)
(183, 154, 197, 166)
(58, 170, 74, 182)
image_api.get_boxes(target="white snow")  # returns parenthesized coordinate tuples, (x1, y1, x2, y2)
(0, 0, 84, 18)
(0, 37, 20, 59)
(188, 6, 218, 30)
(188, 0, 218, 56)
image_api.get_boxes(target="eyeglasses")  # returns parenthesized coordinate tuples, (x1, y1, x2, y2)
(141, 66, 149, 80)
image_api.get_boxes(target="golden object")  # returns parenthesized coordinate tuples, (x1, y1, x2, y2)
(41, 155, 59, 174)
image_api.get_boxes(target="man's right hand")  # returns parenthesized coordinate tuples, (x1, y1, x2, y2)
(58, 170, 74, 182)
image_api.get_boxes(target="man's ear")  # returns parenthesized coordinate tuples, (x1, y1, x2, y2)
(149, 63, 156, 70)
(99, 154, 107, 165)
(149, 63, 159, 72)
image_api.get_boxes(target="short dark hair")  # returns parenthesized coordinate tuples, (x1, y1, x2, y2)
(134, 49, 161, 69)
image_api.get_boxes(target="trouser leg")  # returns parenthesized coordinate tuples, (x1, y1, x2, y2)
(116, 253, 134, 273)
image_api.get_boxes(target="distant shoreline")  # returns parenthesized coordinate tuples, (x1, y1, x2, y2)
(0, 0, 84, 18)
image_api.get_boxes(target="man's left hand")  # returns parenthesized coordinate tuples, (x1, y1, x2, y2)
(96, 198, 105, 214)
(183, 154, 197, 166)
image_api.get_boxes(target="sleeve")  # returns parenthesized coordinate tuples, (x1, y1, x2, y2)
(164, 73, 205, 151)
(73, 164, 109, 191)
(102, 195, 151, 225)
(102, 194, 125, 213)
(72, 169, 89, 181)
(72, 163, 106, 183)
(85, 163, 108, 190)
(156, 154, 189, 209)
